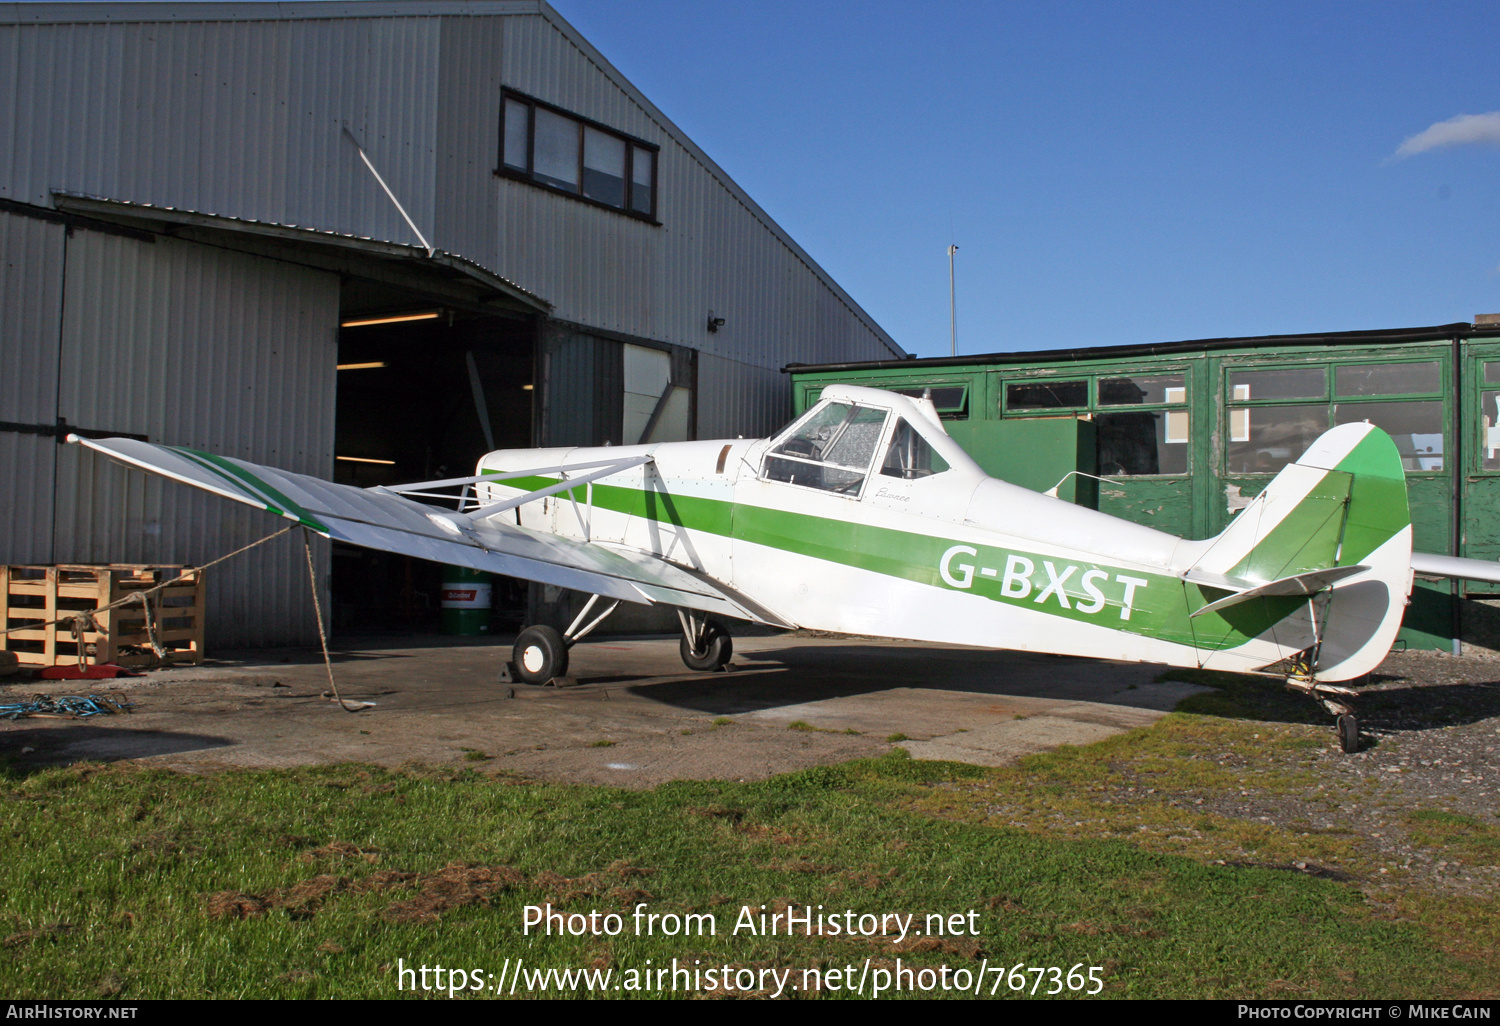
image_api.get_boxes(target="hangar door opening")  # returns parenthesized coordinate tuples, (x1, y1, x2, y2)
(330, 300, 537, 634)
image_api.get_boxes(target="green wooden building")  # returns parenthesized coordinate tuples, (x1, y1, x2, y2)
(787, 320, 1500, 652)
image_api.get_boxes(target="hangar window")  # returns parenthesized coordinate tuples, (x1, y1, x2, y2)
(891, 385, 969, 420)
(1481, 361, 1500, 472)
(1006, 380, 1087, 411)
(499, 90, 658, 221)
(1002, 370, 1190, 476)
(1226, 360, 1445, 474)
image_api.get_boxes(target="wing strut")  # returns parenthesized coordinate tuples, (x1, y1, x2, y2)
(468, 456, 652, 519)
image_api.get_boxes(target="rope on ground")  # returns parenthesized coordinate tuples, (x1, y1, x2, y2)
(301, 528, 373, 713)
(0, 694, 134, 720)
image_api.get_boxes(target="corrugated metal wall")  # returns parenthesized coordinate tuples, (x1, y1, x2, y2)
(0, 209, 66, 564)
(44, 227, 341, 648)
(434, 13, 505, 269)
(1, 15, 441, 250)
(540, 321, 622, 447)
(697, 353, 792, 442)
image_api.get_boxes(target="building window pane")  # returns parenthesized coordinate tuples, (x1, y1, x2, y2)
(631, 147, 654, 215)
(1485, 361, 1500, 385)
(1335, 362, 1440, 396)
(1335, 400, 1444, 471)
(501, 91, 657, 221)
(1229, 367, 1326, 401)
(1007, 380, 1087, 411)
(583, 126, 626, 207)
(892, 385, 968, 419)
(1482, 389, 1500, 470)
(503, 98, 530, 170)
(532, 107, 580, 190)
(1098, 374, 1185, 406)
(1096, 411, 1189, 476)
(1226, 404, 1327, 474)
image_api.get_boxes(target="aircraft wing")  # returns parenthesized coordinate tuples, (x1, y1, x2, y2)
(69, 436, 789, 627)
(1410, 552, 1500, 585)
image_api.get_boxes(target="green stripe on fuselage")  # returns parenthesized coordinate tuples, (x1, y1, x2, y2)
(499, 474, 1295, 651)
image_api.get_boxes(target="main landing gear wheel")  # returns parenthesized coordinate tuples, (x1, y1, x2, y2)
(513, 625, 568, 684)
(1337, 714, 1360, 754)
(680, 619, 733, 672)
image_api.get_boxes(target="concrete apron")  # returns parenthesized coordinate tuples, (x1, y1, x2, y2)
(0, 635, 1206, 786)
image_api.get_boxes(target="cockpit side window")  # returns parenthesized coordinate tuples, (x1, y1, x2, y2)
(763, 402, 889, 494)
(880, 418, 951, 480)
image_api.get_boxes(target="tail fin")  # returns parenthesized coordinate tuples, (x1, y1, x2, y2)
(1188, 423, 1412, 680)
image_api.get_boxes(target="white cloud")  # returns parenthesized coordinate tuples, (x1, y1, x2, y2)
(1394, 112, 1500, 158)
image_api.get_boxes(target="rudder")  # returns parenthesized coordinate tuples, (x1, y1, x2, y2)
(1188, 423, 1411, 680)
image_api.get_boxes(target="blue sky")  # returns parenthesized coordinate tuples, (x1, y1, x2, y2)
(553, 0, 1500, 358)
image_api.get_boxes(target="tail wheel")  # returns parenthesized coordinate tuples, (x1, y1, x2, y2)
(680, 620, 732, 672)
(513, 625, 568, 684)
(1337, 714, 1359, 754)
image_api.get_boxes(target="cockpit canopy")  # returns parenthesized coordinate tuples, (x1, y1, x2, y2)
(760, 389, 967, 497)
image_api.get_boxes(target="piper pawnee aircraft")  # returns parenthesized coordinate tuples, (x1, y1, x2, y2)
(71, 383, 1500, 753)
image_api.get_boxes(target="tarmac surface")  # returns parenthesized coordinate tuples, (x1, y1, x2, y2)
(0, 633, 1207, 786)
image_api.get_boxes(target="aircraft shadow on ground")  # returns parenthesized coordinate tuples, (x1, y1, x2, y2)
(0, 725, 233, 775)
(618, 643, 1176, 717)
(1163, 671, 1500, 736)
(1349, 681, 1500, 733)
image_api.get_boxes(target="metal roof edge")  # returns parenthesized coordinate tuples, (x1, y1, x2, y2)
(1, 2, 542, 25)
(782, 323, 1500, 374)
(51, 192, 552, 312)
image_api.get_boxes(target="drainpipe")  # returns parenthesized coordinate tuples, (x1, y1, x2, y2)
(1452, 333, 1463, 655)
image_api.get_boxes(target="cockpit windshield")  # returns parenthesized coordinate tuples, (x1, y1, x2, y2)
(763, 402, 888, 494)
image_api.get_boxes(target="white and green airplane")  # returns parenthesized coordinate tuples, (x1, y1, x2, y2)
(71, 384, 1500, 752)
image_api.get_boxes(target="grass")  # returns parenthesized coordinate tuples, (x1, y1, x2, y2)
(787, 720, 862, 735)
(1405, 811, 1500, 864)
(0, 746, 1495, 1000)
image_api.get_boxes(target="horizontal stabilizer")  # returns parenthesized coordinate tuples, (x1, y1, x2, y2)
(1410, 552, 1500, 584)
(1190, 565, 1370, 618)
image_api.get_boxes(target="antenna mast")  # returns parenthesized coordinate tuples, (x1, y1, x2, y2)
(947, 244, 959, 357)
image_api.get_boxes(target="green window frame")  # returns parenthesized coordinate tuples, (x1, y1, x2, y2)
(999, 369, 1191, 477)
(1472, 356, 1500, 474)
(890, 384, 969, 420)
(1224, 358, 1447, 476)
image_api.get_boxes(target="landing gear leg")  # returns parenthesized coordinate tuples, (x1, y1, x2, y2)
(677, 609, 732, 672)
(1285, 651, 1361, 754)
(507, 594, 620, 685)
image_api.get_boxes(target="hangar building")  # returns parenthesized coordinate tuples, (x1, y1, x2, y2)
(789, 320, 1500, 653)
(0, 1, 902, 646)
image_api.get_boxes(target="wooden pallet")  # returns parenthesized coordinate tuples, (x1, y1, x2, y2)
(1, 564, 205, 668)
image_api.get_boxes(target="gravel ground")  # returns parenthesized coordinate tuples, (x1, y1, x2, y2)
(1262, 650, 1500, 894)
(974, 649, 1500, 898)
